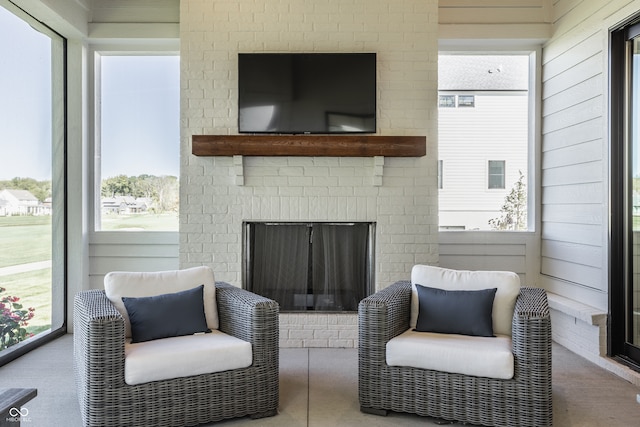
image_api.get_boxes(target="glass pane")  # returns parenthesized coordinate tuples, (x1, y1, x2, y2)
(458, 95, 475, 107)
(439, 95, 455, 108)
(0, 7, 59, 354)
(631, 39, 640, 347)
(488, 160, 505, 189)
(99, 55, 179, 231)
(438, 54, 529, 231)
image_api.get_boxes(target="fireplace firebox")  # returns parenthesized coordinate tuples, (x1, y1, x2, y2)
(243, 222, 375, 312)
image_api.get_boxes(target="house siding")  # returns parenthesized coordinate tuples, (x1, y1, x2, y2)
(438, 92, 529, 230)
(539, 0, 637, 311)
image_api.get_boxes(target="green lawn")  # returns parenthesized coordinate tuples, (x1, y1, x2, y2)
(0, 216, 54, 341)
(0, 215, 51, 268)
(101, 212, 178, 231)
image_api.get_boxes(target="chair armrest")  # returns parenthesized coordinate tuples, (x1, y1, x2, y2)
(73, 290, 126, 389)
(215, 282, 279, 367)
(511, 287, 552, 380)
(358, 281, 411, 361)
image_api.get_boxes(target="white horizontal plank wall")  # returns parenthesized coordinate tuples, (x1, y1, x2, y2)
(539, 0, 639, 311)
(439, 0, 552, 24)
(538, 0, 640, 383)
(439, 231, 539, 286)
(88, 232, 179, 289)
(90, 0, 179, 23)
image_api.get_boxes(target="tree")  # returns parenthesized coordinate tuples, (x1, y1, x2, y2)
(101, 175, 134, 198)
(100, 174, 179, 213)
(154, 175, 179, 212)
(489, 170, 527, 231)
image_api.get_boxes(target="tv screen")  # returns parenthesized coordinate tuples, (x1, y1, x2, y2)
(238, 53, 376, 134)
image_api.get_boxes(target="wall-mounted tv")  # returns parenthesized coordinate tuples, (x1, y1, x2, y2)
(238, 53, 376, 134)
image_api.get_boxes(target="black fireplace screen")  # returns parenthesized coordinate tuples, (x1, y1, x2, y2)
(243, 222, 375, 312)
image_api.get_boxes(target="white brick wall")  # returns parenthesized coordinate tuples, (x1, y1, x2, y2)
(179, 0, 439, 347)
(280, 313, 358, 348)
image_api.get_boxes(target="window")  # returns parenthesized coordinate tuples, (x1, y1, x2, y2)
(458, 95, 475, 107)
(0, 4, 66, 364)
(438, 54, 531, 231)
(488, 160, 506, 189)
(95, 54, 179, 231)
(439, 95, 455, 108)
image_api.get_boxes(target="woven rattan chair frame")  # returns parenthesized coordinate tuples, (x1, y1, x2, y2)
(74, 282, 279, 427)
(358, 281, 552, 427)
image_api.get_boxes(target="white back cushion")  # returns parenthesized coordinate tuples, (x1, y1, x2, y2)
(104, 266, 218, 337)
(410, 265, 520, 336)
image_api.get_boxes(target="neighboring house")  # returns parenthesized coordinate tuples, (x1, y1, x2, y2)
(438, 55, 529, 231)
(101, 196, 153, 215)
(0, 189, 50, 216)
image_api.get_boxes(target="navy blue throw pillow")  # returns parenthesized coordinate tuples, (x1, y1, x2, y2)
(122, 285, 210, 343)
(414, 284, 497, 337)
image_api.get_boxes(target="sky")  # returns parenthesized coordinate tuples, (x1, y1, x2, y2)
(100, 55, 179, 179)
(0, 6, 180, 182)
(0, 6, 52, 181)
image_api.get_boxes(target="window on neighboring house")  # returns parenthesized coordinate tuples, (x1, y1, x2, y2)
(0, 4, 66, 364)
(438, 53, 531, 231)
(458, 95, 475, 107)
(95, 54, 180, 231)
(438, 160, 443, 189)
(488, 160, 506, 189)
(439, 95, 455, 108)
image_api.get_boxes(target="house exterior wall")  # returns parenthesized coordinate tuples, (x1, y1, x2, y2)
(540, 0, 640, 381)
(438, 92, 529, 231)
(540, 0, 613, 311)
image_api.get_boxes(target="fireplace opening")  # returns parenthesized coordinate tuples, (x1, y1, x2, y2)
(243, 222, 375, 312)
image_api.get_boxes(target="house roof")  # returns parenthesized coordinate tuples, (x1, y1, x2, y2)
(438, 55, 529, 91)
(0, 189, 39, 201)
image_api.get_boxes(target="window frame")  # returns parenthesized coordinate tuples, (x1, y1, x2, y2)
(0, 1, 67, 366)
(487, 160, 506, 189)
(437, 48, 540, 233)
(89, 46, 180, 236)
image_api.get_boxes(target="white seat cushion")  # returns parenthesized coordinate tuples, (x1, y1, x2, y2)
(410, 265, 520, 336)
(124, 330, 252, 385)
(104, 266, 218, 337)
(386, 329, 514, 380)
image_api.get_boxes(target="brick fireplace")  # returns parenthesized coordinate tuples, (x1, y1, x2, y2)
(179, 0, 439, 347)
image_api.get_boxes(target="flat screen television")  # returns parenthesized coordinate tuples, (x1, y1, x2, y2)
(238, 53, 376, 134)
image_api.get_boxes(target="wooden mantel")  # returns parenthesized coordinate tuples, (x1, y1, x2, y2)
(192, 135, 426, 157)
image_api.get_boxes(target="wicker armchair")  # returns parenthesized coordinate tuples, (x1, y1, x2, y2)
(74, 280, 279, 427)
(358, 278, 552, 427)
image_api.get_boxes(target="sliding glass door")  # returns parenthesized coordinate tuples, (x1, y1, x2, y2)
(611, 19, 640, 366)
(0, 3, 66, 364)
